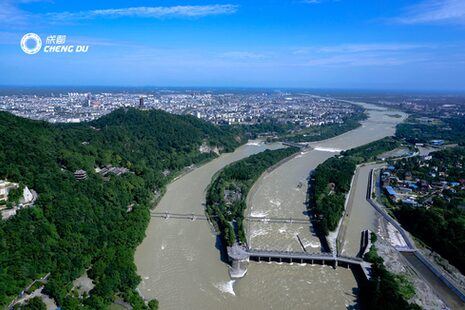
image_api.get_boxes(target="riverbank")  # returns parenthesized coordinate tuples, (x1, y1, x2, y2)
(206, 147, 299, 246)
(369, 166, 465, 309)
(339, 163, 446, 309)
(245, 148, 306, 220)
(135, 102, 408, 309)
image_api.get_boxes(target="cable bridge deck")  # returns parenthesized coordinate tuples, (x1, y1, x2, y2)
(150, 212, 311, 224)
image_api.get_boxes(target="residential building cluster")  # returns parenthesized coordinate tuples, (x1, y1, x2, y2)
(381, 155, 465, 208)
(372, 95, 465, 118)
(0, 91, 360, 126)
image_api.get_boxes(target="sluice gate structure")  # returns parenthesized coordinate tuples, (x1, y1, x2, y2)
(227, 245, 372, 281)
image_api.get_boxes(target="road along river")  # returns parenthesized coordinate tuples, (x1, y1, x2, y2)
(135, 102, 407, 310)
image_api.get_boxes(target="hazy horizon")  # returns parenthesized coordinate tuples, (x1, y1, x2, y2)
(2, 1, 465, 90)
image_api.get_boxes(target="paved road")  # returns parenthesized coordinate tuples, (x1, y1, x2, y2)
(368, 168, 465, 307)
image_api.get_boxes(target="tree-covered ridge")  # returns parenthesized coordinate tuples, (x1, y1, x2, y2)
(312, 137, 401, 235)
(396, 115, 465, 145)
(396, 206, 465, 274)
(91, 108, 241, 155)
(206, 147, 299, 246)
(0, 108, 242, 309)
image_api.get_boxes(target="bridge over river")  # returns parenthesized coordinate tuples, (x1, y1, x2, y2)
(135, 103, 412, 310)
(227, 244, 372, 281)
(150, 211, 312, 225)
(150, 211, 373, 281)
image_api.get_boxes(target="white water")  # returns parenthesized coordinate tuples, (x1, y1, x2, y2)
(214, 280, 236, 296)
(313, 146, 343, 153)
(135, 103, 408, 309)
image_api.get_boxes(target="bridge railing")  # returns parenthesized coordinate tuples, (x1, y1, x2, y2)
(150, 212, 312, 224)
(338, 255, 363, 261)
(248, 249, 332, 256)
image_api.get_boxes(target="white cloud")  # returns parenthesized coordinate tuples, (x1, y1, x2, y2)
(317, 43, 433, 53)
(293, 43, 434, 55)
(394, 0, 465, 24)
(0, 31, 21, 44)
(292, 42, 436, 67)
(46, 5, 239, 21)
(300, 0, 340, 4)
(304, 54, 420, 67)
(220, 51, 266, 60)
(0, 2, 239, 27)
(0, 1, 28, 26)
(0, 0, 54, 26)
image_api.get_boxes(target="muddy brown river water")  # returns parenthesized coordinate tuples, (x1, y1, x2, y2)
(135, 102, 407, 309)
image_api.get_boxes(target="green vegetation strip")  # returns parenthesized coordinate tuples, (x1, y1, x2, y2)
(396, 115, 465, 145)
(286, 112, 367, 143)
(237, 109, 367, 143)
(206, 147, 299, 246)
(360, 233, 419, 310)
(0, 108, 242, 309)
(312, 137, 401, 235)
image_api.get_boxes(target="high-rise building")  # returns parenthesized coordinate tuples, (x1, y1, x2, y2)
(139, 97, 144, 108)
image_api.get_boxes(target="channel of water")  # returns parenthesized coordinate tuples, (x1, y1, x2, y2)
(135, 102, 407, 309)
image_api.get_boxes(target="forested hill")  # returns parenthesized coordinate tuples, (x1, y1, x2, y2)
(90, 108, 241, 155)
(1, 108, 241, 189)
(0, 108, 242, 309)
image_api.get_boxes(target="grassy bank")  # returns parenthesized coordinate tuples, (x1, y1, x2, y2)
(360, 233, 419, 309)
(206, 147, 299, 246)
(312, 137, 401, 235)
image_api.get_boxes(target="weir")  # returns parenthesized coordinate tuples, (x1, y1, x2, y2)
(227, 244, 372, 282)
(282, 141, 310, 149)
(151, 212, 375, 280)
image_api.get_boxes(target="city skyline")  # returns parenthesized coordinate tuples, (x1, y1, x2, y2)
(1, 0, 465, 90)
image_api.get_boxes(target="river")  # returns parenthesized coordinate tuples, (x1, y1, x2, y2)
(134, 102, 407, 309)
(337, 163, 386, 257)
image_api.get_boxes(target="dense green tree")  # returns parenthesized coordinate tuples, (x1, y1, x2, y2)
(360, 233, 420, 310)
(389, 147, 465, 274)
(230, 108, 366, 143)
(0, 108, 242, 308)
(312, 137, 401, 235)
(206, 147, 299, 246)
(7, 185, 24, 204)
(13, 297, 47, 310)
(396, 115, 465, 145)
(395, 206, 465, 274)
(148, 299, 159, 310)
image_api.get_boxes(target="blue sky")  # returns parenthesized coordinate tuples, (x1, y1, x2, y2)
(1, 0, 465, 90)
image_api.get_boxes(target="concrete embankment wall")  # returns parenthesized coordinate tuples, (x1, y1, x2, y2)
(369, 169, 465, 307)
(402, 252, 465, 308)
